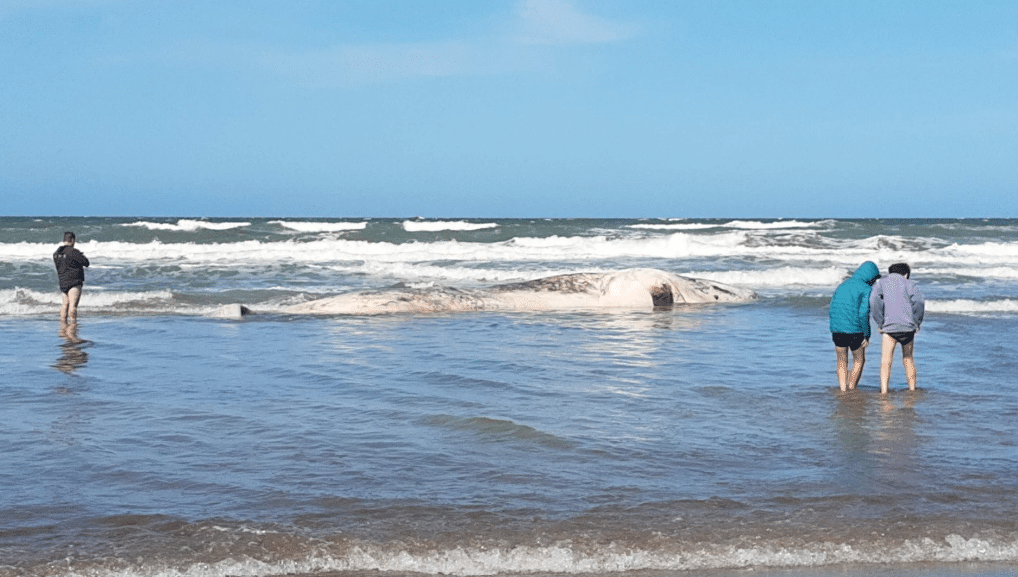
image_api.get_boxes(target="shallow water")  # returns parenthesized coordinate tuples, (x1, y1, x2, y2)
(2, 304, 1016, 576)
(1, 218, 1016, 576)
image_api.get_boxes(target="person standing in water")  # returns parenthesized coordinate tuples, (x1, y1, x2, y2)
(870, 262, 925, 394)
(828, 261, 881, 391)
(53, 231, 90, 324)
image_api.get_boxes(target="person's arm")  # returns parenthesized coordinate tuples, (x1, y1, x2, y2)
(869, 281, 884, 330)
(911, 283, 925, 327)
(74, 249, 89, 267)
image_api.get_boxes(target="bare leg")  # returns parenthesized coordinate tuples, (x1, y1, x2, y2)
(64, 286, 82, 323)
(835, 346, 850, 391)
(901, 339, 917, 390)
(848, 345, 866, 390)
(60, 291, 70, 324)
(880, 333, 897, 394)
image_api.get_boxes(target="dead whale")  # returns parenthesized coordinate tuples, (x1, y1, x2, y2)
(281, 268, 755, 315)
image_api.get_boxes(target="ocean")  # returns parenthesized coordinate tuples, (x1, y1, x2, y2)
(1, 217, 1016, 577)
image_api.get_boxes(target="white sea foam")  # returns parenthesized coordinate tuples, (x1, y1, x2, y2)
(926, 298, 1018, 315)
(944, 241, 1018, 258)
(723, 219, 826, 230)
(350, 261, 601, 285)
(846, 234, 940, 253)
(629, 223, 721, 230)
(930, 222, 1018, 233)
(5, 234, 1018, 272)
(503, 231, 757, 260)
(403, 220, 499, 232)
(0, 287, 55, 315)
(269, 220, 368, 232)
(4, 234, 750, 264)
(923, 266, 1018, 280)
(630, 220, 826, 231)
(687, 266, 847, 288)
(40, 533, 1018, 577)
(838, 238, 1018, 268)
(122, 219, 251, 231)
(0, 287, 176, 316)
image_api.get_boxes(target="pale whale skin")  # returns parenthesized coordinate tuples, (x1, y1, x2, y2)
(282, 268, 756, 315)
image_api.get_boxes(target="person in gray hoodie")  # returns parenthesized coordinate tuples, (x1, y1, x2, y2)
(869, 263, 925, 393)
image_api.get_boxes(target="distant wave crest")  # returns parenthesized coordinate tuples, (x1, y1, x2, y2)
(631, 219, 826, 231)
(123, 219, 251, 232)
(269, 220, 367, 232)
(688, 266, 848, 287)
(4, 234, 1018, 279)
(403, 220, 499, 232)
(926, 298, 1018, 315)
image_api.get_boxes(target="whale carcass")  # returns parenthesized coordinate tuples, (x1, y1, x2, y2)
(282, 268, 756, 315)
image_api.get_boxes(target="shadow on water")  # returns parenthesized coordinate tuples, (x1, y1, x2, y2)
(53, 322, 90, 374)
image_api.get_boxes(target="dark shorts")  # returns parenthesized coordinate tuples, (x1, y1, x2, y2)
(60, 283, 83, 295)
(887, 331, 915, 346)
(832, 332, 865, 350)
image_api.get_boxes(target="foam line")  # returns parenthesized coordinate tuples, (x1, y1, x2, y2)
(121, 219, 251, 231)
(926, 298, 1018, 314)
(269, 220, 368, 232)
(403, 220, 499, 232)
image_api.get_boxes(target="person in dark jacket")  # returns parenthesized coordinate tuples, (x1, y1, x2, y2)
(829, 261, 881, 391)
(53, 231, 90, 323)
(870, 262, 925, 393)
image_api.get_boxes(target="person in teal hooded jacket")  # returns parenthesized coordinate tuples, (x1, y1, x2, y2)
(828, 261, 881, 391)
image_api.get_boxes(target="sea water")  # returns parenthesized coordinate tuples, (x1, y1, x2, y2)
(0, 218, 1016, 577)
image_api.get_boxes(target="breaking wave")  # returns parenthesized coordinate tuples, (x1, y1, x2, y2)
(403, 220, 499, 232)
(4, 234, 1018, 270)
(0, 287, 215, 316)
(269, 220, 368, 232)
(5, 530, 1016, 577)
(926, 298, 1018, 315)
(121, 219, 251, 232)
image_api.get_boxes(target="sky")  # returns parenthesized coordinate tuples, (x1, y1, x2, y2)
(2, 0, 1016, 218)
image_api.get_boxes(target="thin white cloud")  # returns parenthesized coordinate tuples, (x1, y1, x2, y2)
(84, 1, 640, 86)
(260, 1, 640, 86)
(258, 39, 529, 86)
(512, 0, 640, 45)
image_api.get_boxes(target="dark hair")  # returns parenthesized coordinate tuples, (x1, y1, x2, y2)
(889, 262, 911, 277)
(63, 231, 76, 243)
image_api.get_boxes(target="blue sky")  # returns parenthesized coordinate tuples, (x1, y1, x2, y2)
(2, 1, 1016, 218)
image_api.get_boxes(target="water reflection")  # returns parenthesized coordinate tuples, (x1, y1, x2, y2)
(575, 308, 708, 365)
(830, 389, 924, 494)
(873, 390, 923, 487)
(830, 391, 875, 491)
(53, 322, 89, 374)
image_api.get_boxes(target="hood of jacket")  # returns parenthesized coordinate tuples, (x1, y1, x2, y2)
(851, 261, 880, 285)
